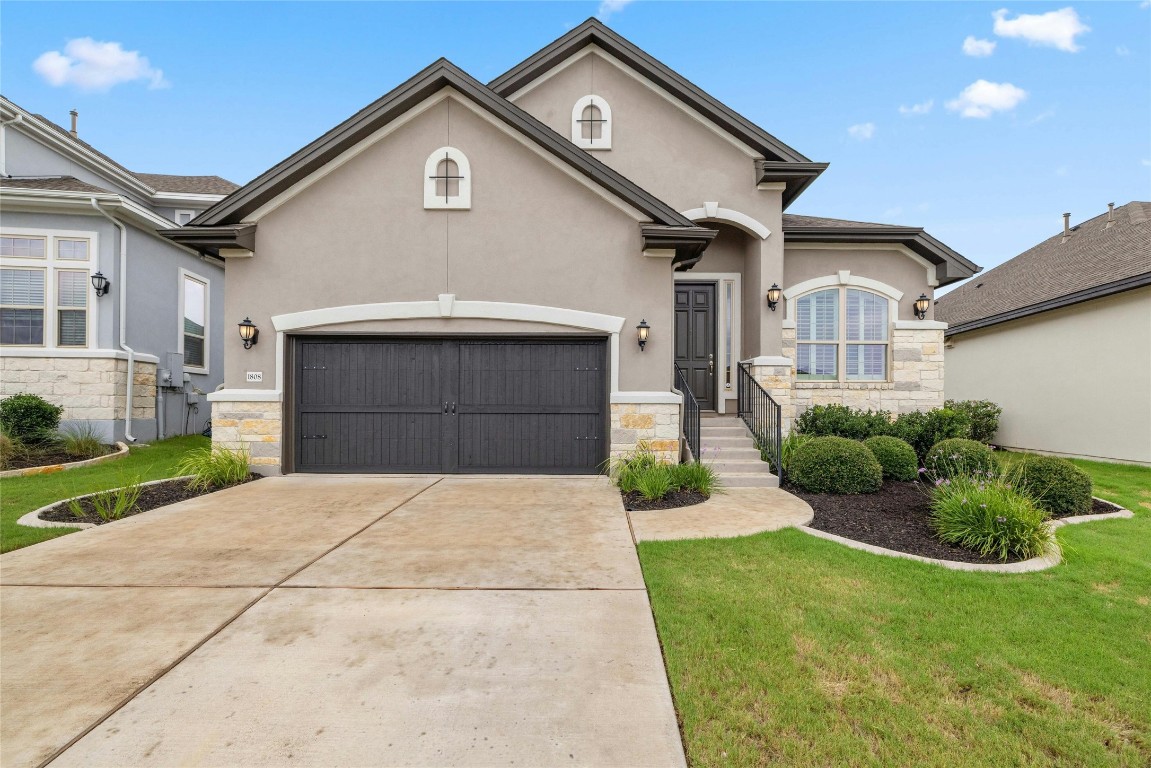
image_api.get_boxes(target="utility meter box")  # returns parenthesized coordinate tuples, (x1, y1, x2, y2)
(164, 352, 184, 388)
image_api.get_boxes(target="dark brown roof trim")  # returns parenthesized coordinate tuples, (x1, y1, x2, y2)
(191, 59, 698, 230)
(641, 224, 718, 270)
(158, 223, 256, 254)
(945, 271, 1151, 337)
(756, 161, 830, 209)
(783, 224, 980, 286)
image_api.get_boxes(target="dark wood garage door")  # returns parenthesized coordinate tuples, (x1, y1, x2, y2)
(292, 337, 607, 474)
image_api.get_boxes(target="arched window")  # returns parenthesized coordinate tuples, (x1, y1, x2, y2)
(423, 147, 471, 210)
(571, 95, 612, 150)
(795, 287, 890, 381)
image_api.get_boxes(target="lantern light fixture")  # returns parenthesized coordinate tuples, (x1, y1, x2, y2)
(90, 271, 111, 298)
(238, 317, 260, 349)
(636, 319, 650, 351)
(766, 283, 782, 311)
(914, 293, 931, 321)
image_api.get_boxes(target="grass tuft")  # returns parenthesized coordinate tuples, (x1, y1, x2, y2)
(176, 445, 251, 492)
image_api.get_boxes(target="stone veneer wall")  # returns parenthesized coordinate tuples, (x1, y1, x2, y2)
(210, 399, 283, 472)
(610, 402, 681, 463)
(0, 356, 156, 421)
(751, 325, 946, 431)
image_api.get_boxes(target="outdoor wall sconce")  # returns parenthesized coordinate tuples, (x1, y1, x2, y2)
(914, 293, 931, 321)
(636, 319, 650, 351)
(766, 283, 782, 311)
(90, 271, 110, 297)
(238, 317, 260, 349)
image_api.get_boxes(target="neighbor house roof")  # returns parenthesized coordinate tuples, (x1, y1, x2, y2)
(935, 202, 1151, 335)
(131, 172, 240, 196)
(0, 175, 113, 194)
(782, 213, 981, 286)
(489, 18, 826, 208)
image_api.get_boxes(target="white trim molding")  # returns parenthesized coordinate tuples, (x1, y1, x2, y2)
(680, 203, 771, 240)
(746, 355, 792, 367)
(0, 347, 159, 363)
(572, 94, 612, 150)
(783, 271, 904, 302)
(785, 241, 939, 287)
(423, 146, 471, 210)
(893, 320, 947, 330)
(207, 388, 283, 403)
(177, 267, 210, 375)
(674, 271, 742, 412)
(610, 391, 682, 404)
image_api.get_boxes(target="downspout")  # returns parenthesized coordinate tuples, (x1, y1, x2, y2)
(90, 199, 137, 442)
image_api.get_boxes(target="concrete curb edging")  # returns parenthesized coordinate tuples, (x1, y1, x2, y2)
(0, 442, 130, 479)
(17, 476, 197, 530)
(797, 499, 1134, 573)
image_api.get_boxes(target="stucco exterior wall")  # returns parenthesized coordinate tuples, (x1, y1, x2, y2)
(945, 287, 1151, 465)
(783, 245, 937, 321)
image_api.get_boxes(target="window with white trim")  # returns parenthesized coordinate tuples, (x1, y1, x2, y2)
(1, 236, 46, 259)
(180, 270, 208, 371)
(1, 267, 46, 345)
(423, 147, 471, 210)
(795, 287, 889, 381)
(572, 95, 612, 150)
(56, 270, 89, 346)
(0, 230, 95, 349)
(175, 210, 196, 226)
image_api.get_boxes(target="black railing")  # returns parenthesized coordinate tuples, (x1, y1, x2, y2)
(737, 361, 783, 477)
(673, 363, 701, 462)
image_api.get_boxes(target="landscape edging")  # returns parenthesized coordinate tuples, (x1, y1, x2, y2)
(0, 442, 130, 479)
(16, 475, 197, 530)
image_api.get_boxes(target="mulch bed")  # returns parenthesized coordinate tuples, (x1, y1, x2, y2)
(3, 444, 116, 471)
(787, 482, 1124, 565)
(40, 475, 261, 526)
(622, 489, 709, 511)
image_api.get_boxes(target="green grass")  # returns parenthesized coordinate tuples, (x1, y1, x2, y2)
(639, 457, 1151, 766)
(0, 435, 208, 554)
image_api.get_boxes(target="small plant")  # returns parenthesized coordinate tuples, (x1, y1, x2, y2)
(176, 445, 252, 492)
(793, 404, 893, 440)
(930, 470, 1055, 561)
(0, 393, 64, 445)
(779, 431, 813, 474)
(925, 438, 995, 479)
(890, 408, 972, 461)
(789, 436, 883, 494)
(863, 435, 919, 482)
(666, 461, 721, 496)
(945, 399, 1002, 444)
(59, 422, 105, 460)
(634, 465, 674, 501)
(606, 442, 664, 494)
(0, 431, 14, 469)
(68, 477, 143, 522)
(1014, 455, 1093, 517)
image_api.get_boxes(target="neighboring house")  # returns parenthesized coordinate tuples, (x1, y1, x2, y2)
(936, 202, 1151, 466)
(0, 96, 238, 443)
(163, 19, 978, 475)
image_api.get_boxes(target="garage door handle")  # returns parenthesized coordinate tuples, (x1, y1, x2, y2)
(451, 402, 457, 415)
(443, 402, 449, 414)
(301, 434, 327, 439)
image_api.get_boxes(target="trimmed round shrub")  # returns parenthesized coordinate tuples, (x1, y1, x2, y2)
(924, 438, 994, 479)
(0, 393, 63, 445)
(930, 474, 1055, 561)
(1014, 455, 1093, 517)
(863, 435, 919, 481)
(790, 436, 883, 494)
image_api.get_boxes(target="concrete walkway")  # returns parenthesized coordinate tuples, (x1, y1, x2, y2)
(0, 476, 684, 768)
(629, 487, 813, 542)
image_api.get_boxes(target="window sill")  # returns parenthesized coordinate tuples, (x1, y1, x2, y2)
(796, 381, 894, 390)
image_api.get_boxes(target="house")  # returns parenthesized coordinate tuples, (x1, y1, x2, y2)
(936, 202, 1151, 466)
(163, 19, 977, 475)
(0, 96, 238, 443)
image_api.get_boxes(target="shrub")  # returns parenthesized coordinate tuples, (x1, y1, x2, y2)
(634, 466, 674, 501)
(59, 422, 105, 460)
(69, 477, 143, 522)
(925, 438, 995, 479)
(863, 435, 919, 481)
(0, 393, 63, 445)
(780, 431, 813, 475)
(793, 404, 893, 441)
(1014, 455, 1093, 517)
(930, 472, 1055, 561)
(790, 436, 883, 494)
(891, 408, 972, 461)
(945, 399, 1003, 444)
(666, 461, 721, 496)
(176, 445, 251, 492)
(607, 442, 664, 494)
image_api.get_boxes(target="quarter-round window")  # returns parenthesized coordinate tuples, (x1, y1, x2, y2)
(572, 95, 612, 150)
(423, 147, 471, 210)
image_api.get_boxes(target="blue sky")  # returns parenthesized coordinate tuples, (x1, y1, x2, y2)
(3, 1, 1148, 285)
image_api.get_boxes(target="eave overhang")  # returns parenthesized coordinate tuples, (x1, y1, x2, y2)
(757, 161, 830, 210)
(158, 223, 256, 256)
(784, 225, 981, 286)
(642, 224, 718, 270)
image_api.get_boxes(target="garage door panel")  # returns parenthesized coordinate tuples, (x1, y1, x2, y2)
(299, 342, 442, 408)
(458, 413, 602, 471)
(459, 342, 603, 408)
(297, 412, 442, 472)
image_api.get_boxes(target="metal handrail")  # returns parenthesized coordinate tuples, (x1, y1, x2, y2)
(737, 361, 783, 477)
(673, 363, 701, 462)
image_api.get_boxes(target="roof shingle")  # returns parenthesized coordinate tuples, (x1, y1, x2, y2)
(1, 175, 113, 194)
(131, 172, 240, 196)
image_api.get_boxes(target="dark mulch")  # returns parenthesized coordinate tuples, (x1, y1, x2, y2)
(3, 444, 116, 471)
(623, 489, 709, 511)
(786, 480, 1024, 564)
(1088, 497, 1123, 516)
(40, 475, 261, 526)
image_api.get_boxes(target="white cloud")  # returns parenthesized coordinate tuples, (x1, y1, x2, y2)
(946, 80, 1028, 118)
(1116, 45, 1131, 56)
(992, 8, 1090, 53)
(899, 99, 934, 116)
(597, 0, 635, 20)
(1027, 108, 1056, 125)
(963, 36, 997, 57)
(33, 38, 168, 92)
(847, 122, 876, 140)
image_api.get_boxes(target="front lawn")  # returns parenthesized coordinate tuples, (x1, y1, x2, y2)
(639, 457, 1150, 766)
(0, 435, 208, 554)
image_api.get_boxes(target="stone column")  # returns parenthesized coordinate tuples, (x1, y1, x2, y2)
(209, 397, 283, 474)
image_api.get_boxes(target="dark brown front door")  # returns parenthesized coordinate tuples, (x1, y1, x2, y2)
(674, 282, 716, 410)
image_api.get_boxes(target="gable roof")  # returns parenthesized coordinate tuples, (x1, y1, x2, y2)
(190, 59, 702, 233)
(782, 213, 981, 286)
(488, 18, 826, 208)
(0, 175, 113, 194)
(132, 172, 239, 196)
(935, 202, 1151, 335)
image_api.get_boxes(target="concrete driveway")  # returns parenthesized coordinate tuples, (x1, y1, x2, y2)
(0, 476, 684, 768)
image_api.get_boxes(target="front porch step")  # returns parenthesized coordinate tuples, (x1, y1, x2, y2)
(700, 435, 757, 448)
(709, 459, 773, 474)
(701, 425, 751, 438)
(719, 473, 780, 488)
(697, 446, 762, 461)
